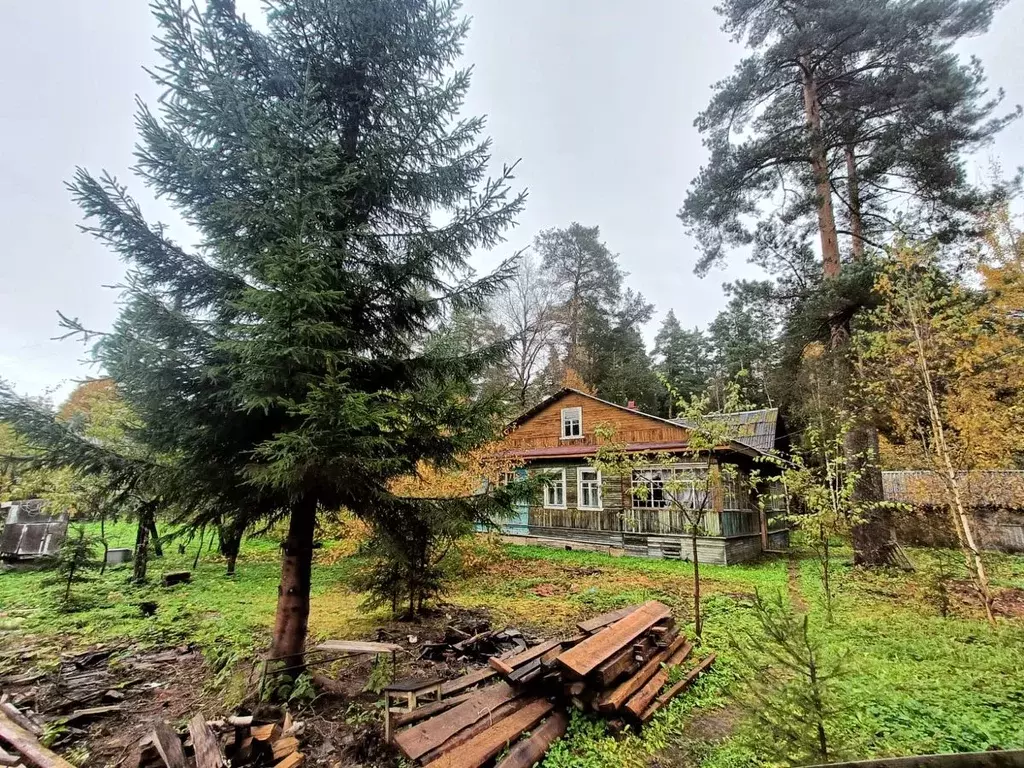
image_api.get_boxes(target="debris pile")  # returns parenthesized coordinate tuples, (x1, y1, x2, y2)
(415, 620, 532, 664)
(389, 601, 715, 768)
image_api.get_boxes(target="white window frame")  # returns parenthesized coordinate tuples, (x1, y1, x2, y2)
(543, 468, 567, 509)
(560, 407, 583, 439)
(630, 464, 707, 510)
(577, 467, 603, 510)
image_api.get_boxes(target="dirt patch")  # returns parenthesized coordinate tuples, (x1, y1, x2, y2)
(949, 580, 1024, 619)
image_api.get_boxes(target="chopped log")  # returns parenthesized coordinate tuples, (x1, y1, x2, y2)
(225, 715, 253, 728)
(391, 692, 475, 728)
(393, 682, 519, 761)
(564, 682, 585, 697)
(597, 635, 688, 713)
(271, 736, 299, 761)
(0, 705, 41, 737)
(161, 571, 191, 587)
(187, 714, 225, 768)
(622, 643, 694, 720)
(416, 698, 530, 766)
(591, 635, 656, 688)
(641, 654, 716, 723)
(576, 605, 640, 634)
(250, 724, 279, 742)
(439, 667, 497, 697)
(557, 601, 670, 677)
(273, 753, 304, 768)
(423, 698, 554, 768)
(151, 722, 187, 768)
(494, 711, 569, 768)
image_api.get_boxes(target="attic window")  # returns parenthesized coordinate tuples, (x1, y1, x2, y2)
(561, 407, 582, 439)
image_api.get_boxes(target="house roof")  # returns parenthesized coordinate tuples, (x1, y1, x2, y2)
(882, 470, 1024, 508)
(670, 408, 779, 455)
(505, 388, 766, 457)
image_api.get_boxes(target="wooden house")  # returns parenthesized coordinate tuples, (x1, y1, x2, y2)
(487, 388, 788, 564)
(882, 470, 1024, 552)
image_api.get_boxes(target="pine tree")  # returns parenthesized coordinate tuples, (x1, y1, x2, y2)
(652, 311, 713, 416)
(64, 0, 524, 674)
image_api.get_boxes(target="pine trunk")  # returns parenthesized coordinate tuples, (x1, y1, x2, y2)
(845, 143, 865, 261)
(269, 498, 317, 676)
(800, 60, 841, 278)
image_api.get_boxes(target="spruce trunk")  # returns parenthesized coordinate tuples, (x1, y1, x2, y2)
(133, 511, 151, 584)
(269, 499, 317, 676)
(800, 60, 841, 279)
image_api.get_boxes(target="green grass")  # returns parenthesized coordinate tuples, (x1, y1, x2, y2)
(2, 527, 1023, 766)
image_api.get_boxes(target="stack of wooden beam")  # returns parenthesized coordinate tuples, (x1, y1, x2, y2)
(390, 601, 715, 768)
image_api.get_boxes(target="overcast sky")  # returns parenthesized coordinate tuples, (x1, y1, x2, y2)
(1, 1, 1022, 401)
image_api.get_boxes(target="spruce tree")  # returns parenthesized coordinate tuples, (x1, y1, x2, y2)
(65, 0, 523, 673)
(652, 311, 713, 416)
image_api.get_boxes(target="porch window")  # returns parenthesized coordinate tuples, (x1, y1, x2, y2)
(631, 466, 706, 510)
(578, 468, 602, 510)
(544, 468, 567, 508)
(561, 407, 582, 439)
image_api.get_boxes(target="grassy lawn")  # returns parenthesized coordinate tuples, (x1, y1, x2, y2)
(2, 525, 1023, 767)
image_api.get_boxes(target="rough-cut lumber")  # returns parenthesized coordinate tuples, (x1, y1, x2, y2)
(494, 711, 569, 768)
(188, 714, 225, 768)
(576, 605, 639, 634)
(440, 667, 497, 697)
(151, 721, 187, 768)
(641, 654, 716, 723)
(499, 639, 564, 672)
(0, 704, 41, 736)
(557, 601, 670, 677)
(623, 642, 694, 720)
(591, 635, 656, 688)
(314, 640, 402, 655)
(392, 692, 475, 728)
(273, 753, 304, 768)
(507, 659, 543, 683)
(417, 698, 531, 766)
(598, 635, 688, 713)
(424, 698, 554, 768)
(0, 710, 75, 768)
(394, 682, 519, 761)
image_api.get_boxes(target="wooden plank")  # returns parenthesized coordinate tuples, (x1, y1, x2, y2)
(440, 668, 497, 697)
(622, 643, 694, 720)
(393, 682, 519, 761)
(507, 658, 543, 683)
(597, 635, 688, 713)
(0, 704, 41, 736)
(499, 639, 563, 672)
(63, 705, 123, 723)
(556, 601, 670, 677)
(314, 640, 402, 654)
(417, 699, 531, 765)
(424, 699, 554, 768)
(641, 654, 716, 723)
(151, 722, 187, 768)
(391, 692, 475, 728)
(188, 714, 225, 768)
(494, 711, 569, 768)
(488, 656, 515, 676)
(576, 605, 640, 634)
(0, 711, 77, 768)
(273, 753, 304, 768)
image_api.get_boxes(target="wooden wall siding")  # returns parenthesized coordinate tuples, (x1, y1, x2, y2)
(503, 392, 689, 451)
(530, 507, 622, 531)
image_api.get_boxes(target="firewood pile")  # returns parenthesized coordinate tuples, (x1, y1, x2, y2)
(136, 712, 306, 768)
(390, 601, 715, 768)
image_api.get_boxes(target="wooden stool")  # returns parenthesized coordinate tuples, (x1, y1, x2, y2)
(383, 676, 443, 742)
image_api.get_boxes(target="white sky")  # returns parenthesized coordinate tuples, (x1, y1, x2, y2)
(1, 0, 1022, 400)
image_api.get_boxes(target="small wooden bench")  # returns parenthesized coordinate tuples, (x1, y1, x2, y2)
(382, 676, 443, 742)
